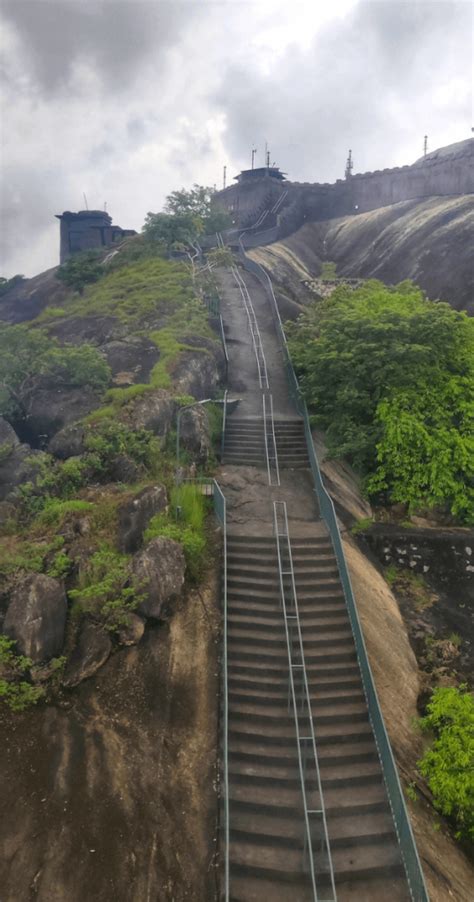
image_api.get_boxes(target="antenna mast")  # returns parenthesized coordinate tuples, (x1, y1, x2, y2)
(424, 135, 428, 156)
(265, 141, 270, 168)
(223, 165, 227, 189)
(251, 146, 257, 169)
(83, 192, 89, 210)
(345, 149, 353, 179)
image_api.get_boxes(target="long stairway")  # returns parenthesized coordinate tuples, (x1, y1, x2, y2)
(226, 533, 409, 902)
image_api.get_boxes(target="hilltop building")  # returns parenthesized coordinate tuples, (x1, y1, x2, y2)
(55, 210, 136, 264)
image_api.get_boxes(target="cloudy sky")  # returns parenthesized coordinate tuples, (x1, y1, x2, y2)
(0, 0, 472, 278)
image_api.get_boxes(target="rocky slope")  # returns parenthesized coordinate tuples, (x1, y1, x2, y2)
(0, 239, 224, 899)
(250, 194, 474, 313)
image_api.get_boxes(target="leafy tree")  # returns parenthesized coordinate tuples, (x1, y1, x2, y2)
(287, 280, 474, 521)
(56, 250, 104, 293)
(142, 211, 202, 249)
(418, 685, 474, 841)
(143, 184, 232, 248)
(0, 324, 111, 418)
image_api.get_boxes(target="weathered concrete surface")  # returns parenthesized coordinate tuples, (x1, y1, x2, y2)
(0, 572, 220, 902)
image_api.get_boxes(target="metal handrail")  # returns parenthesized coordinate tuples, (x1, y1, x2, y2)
(221, 389, 228, 462)
(213, 479, 229, 901)
(263, 393, 280, 486)
(271, 188, 288, 215)
(231, 264, 269, 389)
(273, 501, 337, 902)
(239, 251, 430, 902)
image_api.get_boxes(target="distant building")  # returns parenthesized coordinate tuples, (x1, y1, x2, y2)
(55, 210, 136, 264)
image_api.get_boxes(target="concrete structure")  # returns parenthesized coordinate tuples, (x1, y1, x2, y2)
(214, 138, 474, 235)
(55, 210, 136, 264)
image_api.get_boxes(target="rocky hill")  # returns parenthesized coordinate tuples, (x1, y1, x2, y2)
(249, 195, 474, 314)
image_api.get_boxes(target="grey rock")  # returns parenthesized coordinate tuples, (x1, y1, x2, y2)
(179, 405, 212, 465)
(23, 378, 103, 444)
(63, 622, 112, 687)
(126, 389, 177, 436)
(4, 573, 67, 663)
(172, 344, 224, 399)
(117, 484, 168, 553)
(48, 423, 87, 459)
(132, 536, 185, 619)
(109, 454, 141, 484)
(47, 314, 123, 346)
(100, 337, 160, 382)
(0, 500, 17, 526)
(116, 613, 145, 646)
(0, 417, 20, 448)
(0, 443, 41, 501)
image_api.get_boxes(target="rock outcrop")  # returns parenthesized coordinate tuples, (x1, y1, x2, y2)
(117, 485, 168, 554)
(133, 537, 185, 619)
(3, 573, 67, 662)
(63, 621, 112, 687)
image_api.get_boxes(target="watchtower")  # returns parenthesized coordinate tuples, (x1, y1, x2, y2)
(55, 209, 136, 264)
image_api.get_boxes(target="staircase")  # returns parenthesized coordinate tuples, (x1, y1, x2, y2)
(225, 532, 410, 902)
(223, 417, 308, 469)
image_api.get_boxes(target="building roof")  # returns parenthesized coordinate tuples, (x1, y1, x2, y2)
(234, 166, 287, 182)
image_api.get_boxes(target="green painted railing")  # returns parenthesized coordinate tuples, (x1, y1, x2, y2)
(239, 247, 430, 902)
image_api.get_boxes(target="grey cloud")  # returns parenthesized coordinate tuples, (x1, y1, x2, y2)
(215, 1, 472, 181)
(0, 0, 196, 93)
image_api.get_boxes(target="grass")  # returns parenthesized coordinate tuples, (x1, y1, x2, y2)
(144, 482, 211, 582)
(351, 516, 374, 535)
(384, 564, 435, 610)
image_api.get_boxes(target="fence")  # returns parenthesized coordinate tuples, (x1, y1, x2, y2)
(238, 249, 430, 902)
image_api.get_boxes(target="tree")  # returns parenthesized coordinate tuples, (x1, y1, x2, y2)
(142, 211, 202, 249)
(287, 280, 474, 521)
(418, 685, 474, 841)
(143, 184, 232, 247)
(0, 275, 25, 297)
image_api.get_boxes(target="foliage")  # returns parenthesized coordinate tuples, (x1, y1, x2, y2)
(56, 250, 104, 294)
(0, 534, 65, 578)
(320, 261, 338, 280)
(0, 324, 110, 418)
(207, 246, 234, 268)
(37, 498, 94, 527)
(418, 685, 474, 840)
(350, 516, 374, 535)
(0, 274, 25, 297)
(143, 184, 232, 249)
(287, 280, 474, 522)
(0, 636, 44, 712)
(69, 546, 139, 631)
(144, 484, 209, 581)
(46, 550, 72, 579)
(142, 211, 203, 249)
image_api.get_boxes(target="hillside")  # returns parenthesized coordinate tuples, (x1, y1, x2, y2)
(249, 195, 474, 313)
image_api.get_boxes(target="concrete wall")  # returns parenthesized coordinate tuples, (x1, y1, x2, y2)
(214, 139, 473, 232)
(56, 210, 136, 263)
(364, 526, 474, 590)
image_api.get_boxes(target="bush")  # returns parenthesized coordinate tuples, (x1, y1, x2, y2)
(144, 485, 210, 582)
(418, 685, 474, 841)
(69, 546, 140, 631)
(287, 280, 474, 522)
(56, 250, 104, 293)
(0, 636, 45, 712)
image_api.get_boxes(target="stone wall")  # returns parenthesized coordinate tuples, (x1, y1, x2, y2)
(363, 525, 474, 592)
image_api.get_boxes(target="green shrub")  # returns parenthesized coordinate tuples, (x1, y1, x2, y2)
(56, 250, 104, 293)
(418, 685, 474, 841)
(37, 498, 94, 527)
(287, 280, 474, 523)
(69, 546, 140, 631)
(320, 261, 338, 280)
(144, 485, 209, 582)
(0, 636, 44, 712)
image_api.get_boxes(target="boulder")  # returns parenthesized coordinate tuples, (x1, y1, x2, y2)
(47, 314, 123, 346)
(179, 405, 212, 465)
(117, 484, 168, 553)
(48, 422, 87, 459)
(132, 536, 185, 619)
(125, 389, 177, 436)
(3, 573, 67, 663)
(172, 342, 224, 399)
(18, 375, 102, 445)
(116, 613, 145, 646)
(0, 417, 20, 448)
(0, 445, 43, 501)
(62, 622, 112, 687)
(109, 454, 141, 484)
(100, 338, 160, 382)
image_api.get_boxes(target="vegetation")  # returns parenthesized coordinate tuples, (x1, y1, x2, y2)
(143, 184, 232, 249)
(144, 483, 210, 582)
(0, 636, 45, 712)
(56, 250, 104, 294)
(320, 261, 338, 280)
(287, 280, 474, 523)
(0, 324, 111, 418)
(69, 546, 140, 631)
(418, 685, 474, 841)
(0, 274, 25, 297)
